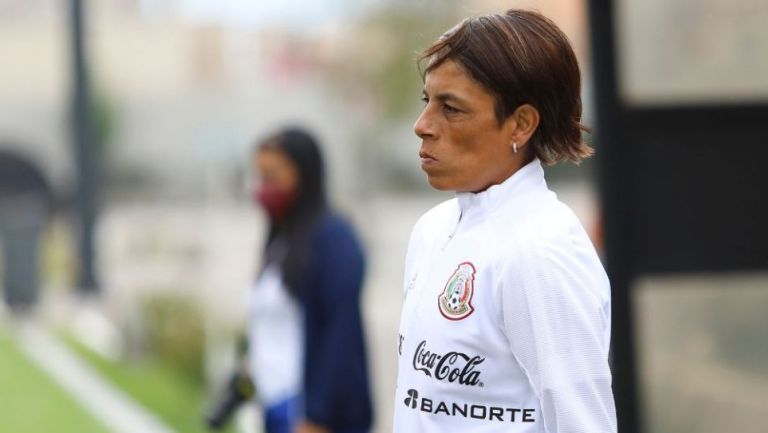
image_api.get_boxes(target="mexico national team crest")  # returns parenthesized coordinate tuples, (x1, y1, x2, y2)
(438, 262, 476, 320)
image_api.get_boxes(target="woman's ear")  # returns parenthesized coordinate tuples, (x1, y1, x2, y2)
(507, 104, 540, 150)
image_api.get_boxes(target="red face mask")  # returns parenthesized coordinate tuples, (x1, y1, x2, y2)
(254, 184, 296, 222)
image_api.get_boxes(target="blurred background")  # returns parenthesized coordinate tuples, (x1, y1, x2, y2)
(0, 0, 765, 433)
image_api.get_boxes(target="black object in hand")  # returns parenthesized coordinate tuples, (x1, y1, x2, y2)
(205, 370, 255, 430)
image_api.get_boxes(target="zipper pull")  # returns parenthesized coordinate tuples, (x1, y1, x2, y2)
(406, 271, 418, 292)
(441, 208, 461, 251)
(441, 227, 457, 251)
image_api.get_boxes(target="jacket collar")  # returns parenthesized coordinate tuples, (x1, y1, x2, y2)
(456, 158, 548, 220)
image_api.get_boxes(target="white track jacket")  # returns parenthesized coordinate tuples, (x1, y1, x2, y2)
(393, 159, 617, 433)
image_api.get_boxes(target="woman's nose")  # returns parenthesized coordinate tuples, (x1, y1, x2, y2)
(413, 108, 435, 140)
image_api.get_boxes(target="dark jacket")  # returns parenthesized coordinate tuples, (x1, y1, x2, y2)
(300, 212, 373, 431)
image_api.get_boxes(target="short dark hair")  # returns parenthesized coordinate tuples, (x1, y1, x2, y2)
(419, 9, 591, 165)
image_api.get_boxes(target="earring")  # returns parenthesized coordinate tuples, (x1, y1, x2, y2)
(513, 142, 518, 153)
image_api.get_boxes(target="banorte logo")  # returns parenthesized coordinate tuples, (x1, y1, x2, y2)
(412, 340, 485, 387)
(404, 389, 419, 409)
(402, 388, 537, 423)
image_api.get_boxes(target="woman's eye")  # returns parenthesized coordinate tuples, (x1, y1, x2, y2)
(443, 103, 459, 114)
(420, 95, 429, 104)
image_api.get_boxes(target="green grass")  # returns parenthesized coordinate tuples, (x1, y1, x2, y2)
(63, 334, 240, 433)
(0, 327, 109, 433)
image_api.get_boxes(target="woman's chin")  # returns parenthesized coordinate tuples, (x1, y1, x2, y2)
(425, 175, 455, 191)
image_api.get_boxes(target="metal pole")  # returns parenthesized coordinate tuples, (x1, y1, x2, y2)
(69, 0, 99, 293)
(588, 0, 641, 432)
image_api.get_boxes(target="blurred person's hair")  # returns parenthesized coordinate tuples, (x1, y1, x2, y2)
(256, 127, 327, 298)
(419, 9, 591, 165)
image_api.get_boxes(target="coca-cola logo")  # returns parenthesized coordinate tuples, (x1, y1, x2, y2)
(412, 340, 485, 387)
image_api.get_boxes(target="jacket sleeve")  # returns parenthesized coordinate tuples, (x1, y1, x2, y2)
(499, 234, 616, 433)
(302, 217, 369, 426)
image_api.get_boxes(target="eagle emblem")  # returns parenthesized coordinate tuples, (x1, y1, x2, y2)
(438, 262, 476, 320)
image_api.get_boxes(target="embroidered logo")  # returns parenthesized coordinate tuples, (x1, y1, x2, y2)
(438, 262, 476, 320)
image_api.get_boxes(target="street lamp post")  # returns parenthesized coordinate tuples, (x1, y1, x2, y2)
(69, 0, 99, 294)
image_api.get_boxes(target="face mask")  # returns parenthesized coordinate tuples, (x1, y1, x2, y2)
(254, 184, 296, 222)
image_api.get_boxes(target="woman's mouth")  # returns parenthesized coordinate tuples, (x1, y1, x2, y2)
(419, 151, 437, 166)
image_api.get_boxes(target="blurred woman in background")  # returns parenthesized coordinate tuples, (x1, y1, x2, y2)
(249, 127, 373, 433)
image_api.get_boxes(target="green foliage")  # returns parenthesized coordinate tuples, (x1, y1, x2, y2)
(326, 0, 464, 122)
(0, 328, 108, 433)
(139, 294, 207, 384)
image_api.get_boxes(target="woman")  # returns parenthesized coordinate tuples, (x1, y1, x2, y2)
(249, 127, 372, 433)
(394, 10, 616, 433)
